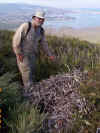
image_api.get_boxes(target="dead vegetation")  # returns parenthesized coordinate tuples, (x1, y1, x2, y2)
(23, 69, 93, 132)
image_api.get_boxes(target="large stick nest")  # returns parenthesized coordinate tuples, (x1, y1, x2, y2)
(23, 69, 93, 131)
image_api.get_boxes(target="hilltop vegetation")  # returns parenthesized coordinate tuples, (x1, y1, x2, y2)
(0, 30, 100, 133)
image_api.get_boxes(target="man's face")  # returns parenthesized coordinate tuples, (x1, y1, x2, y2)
(34, 16, 45, 26)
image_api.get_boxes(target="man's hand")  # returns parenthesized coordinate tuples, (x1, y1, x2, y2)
(49, 56, 55, 61)
(17, 54, 24, 62)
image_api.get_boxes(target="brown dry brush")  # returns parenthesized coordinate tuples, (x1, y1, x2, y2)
(23, 69, 94, 132)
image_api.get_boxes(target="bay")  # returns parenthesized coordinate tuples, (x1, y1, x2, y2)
(44, 8, 100, 29)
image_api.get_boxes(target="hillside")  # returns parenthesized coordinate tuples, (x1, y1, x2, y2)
(0, 30, 100, 133)
(0, 3, 68, 30)
(46, 26, 100, 44)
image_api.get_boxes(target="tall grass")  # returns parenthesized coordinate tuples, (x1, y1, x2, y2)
(7, 103, 45, 133)
(0, 30, 100, 133)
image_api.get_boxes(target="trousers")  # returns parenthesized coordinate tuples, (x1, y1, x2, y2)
(17, 54, 36, 88)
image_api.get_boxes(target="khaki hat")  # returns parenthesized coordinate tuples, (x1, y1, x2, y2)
(32, 10, 45, 19)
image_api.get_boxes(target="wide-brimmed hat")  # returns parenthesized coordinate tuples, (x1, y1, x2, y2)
(32, 10, 45, 19)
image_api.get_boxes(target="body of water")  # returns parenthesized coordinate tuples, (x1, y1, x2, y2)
(44, 8, 100, 29)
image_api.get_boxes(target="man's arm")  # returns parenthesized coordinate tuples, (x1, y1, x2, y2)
(12, 23, 28, 62)
(40, 30, 52, 55)
(40, 33, 55, 61)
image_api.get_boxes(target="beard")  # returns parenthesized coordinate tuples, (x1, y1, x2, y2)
(37, 22, 44, 26)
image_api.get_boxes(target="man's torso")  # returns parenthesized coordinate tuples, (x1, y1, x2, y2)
(21, 24, 43, 56)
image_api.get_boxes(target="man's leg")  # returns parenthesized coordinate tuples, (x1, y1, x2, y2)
(30, 55, 37, 82)
(17, 55, 34, 89)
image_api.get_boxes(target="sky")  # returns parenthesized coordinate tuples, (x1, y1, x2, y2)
(0, 0, 100, 9)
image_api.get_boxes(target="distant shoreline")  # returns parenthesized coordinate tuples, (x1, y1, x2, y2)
(45, 26, 100, 44)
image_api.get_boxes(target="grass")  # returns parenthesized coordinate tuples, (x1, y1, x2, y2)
(0, 30, 100, 133)
(7, 103, 45, 133)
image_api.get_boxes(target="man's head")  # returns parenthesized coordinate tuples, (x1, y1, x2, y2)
(32, 10, 45, 27)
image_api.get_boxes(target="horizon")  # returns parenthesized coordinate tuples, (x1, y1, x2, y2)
(0, 0, 100, 9)
(0, 3, 100, 9)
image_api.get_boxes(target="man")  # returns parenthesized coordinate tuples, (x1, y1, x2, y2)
(12, 10, 54, 89)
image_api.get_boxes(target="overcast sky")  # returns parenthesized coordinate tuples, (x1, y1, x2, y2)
(0, 0, 100, 8)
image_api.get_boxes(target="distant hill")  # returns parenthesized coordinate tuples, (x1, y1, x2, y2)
(0, 3, 73, 30)
(0, 3, 43, 30)
(0, 3, 48, 13)
(0, 3, 61, 30)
